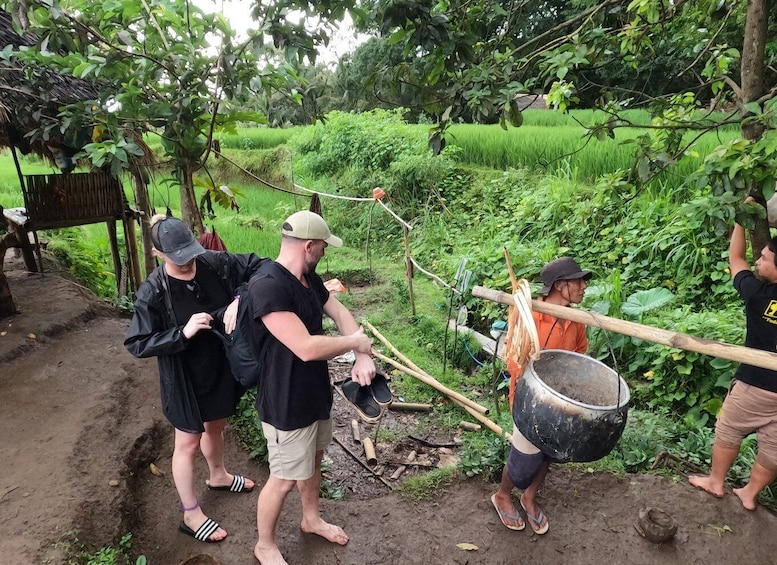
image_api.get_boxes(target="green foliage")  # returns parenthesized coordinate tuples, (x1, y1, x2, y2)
(615, 308, 743, 424)
(458, 435, 509, 482)
(230, 391, 268, 463)
(396, 466, 459, 502)
(67, 533, 144, 565)
(320, 458, 345, 500)
(48, 228, 116, 299)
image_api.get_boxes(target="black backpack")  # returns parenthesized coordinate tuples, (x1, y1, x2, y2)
(213, 274, 264, 388)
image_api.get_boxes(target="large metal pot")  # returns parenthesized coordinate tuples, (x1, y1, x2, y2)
(512, 349, 630, 463)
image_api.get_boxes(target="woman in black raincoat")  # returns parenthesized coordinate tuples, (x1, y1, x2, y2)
(125, 215, 266, 543)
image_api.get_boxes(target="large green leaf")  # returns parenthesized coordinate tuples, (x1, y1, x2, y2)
(621, 288, 675, 317)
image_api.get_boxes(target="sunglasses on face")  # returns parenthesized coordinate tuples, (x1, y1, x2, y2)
(185, 279, 207, 302)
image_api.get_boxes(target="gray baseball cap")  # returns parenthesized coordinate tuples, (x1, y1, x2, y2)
(150, 217, 206, 265)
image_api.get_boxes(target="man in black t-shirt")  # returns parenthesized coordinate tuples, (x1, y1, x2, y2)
(690, 205, 777, 511)
(249, 211, 375, 565)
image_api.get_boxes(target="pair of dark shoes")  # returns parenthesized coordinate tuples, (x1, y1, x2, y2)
(341, 373, 393, 423)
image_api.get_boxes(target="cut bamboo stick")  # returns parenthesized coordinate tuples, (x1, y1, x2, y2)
(365, 320, 489, 415)
(372, 348, 488, 415)
(331, 436, 392, 490)
(362, 437, 377, 467)
(390, 450, 417, 480)
(459, 421, 482, 432)
(473, 285, 777, 372)
(390, 401, 433, 412)
(350, 419, 361, 443)
(451, 396, 510, 440)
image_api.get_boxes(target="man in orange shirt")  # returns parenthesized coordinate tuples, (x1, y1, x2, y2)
(492, 257, 591, 535)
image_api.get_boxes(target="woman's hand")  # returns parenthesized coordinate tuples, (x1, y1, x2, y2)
(183, 312, 213, 339)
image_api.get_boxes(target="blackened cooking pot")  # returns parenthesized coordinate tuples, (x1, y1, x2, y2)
(512, 349, 630, 463)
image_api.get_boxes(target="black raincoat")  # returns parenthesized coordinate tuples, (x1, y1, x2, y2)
(124, 251, 267, 433)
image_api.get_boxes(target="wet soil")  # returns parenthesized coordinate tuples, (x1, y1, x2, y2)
(2, 251, 777, 565)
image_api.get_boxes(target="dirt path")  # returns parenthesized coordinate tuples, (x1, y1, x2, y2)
(2, 253, 777, 565)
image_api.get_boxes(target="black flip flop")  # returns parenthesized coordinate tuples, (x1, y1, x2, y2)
(368, 373, 393, 407)
(341, 380, 382, 423)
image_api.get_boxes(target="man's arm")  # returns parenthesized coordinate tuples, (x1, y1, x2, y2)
(729, 223, 751, 279)
(262, 308, 372, 364)
(323, 295, 376, 384)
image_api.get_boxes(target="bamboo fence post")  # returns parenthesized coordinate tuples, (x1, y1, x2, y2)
(351, 419, 361, 443)
(472, 285, 777, 373)
(403, 226, 416, 316)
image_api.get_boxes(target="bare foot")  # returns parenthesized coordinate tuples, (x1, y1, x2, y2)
(688, 475, 724, 498)
(300, 516, 349, 545)
(491, 492, 525, 530)
(733, 487, 757, 511)
(519, 493, 549, 535)
(254, 542, 288, 565)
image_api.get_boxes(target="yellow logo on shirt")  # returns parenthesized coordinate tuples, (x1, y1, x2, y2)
(765, 300, 777, 322)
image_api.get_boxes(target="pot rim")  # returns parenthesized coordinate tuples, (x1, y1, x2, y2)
(527, 349, 630, 411)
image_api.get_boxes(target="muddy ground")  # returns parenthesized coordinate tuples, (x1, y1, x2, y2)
(2, 251, 777, 565)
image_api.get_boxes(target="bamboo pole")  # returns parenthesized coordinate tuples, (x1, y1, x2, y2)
(364, 320, 489, 414)
(377, 351, 510, 440)
(473, 285, 777, 373)
(390, 401, 433, 412)
(372, 349, 488, 415)
(459, 421, 482, 432)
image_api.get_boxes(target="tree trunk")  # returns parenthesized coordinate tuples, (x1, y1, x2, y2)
(180, 166, 205, 236)
(740, 0, 770, 253)
(131, 170, 156, 278)
(0, 233, 19, 318)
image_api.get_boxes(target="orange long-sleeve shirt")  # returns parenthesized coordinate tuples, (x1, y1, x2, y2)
(507, 298, 588, 407)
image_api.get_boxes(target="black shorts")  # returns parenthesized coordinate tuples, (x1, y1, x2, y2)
(506, 445, 548, 489)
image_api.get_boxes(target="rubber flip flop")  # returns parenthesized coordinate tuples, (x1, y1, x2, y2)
(491, 493, 525, 531)
(342, 380, 382, 423)
(368, 373, 393, 407)
(179, 518, 225, 543)
(207, 473, 254, 493)
(520, 497, 549, 535)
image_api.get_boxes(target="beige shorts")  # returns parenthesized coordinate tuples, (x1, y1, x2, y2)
(716, 381, 777, 471)
(262, 418, 333, 481)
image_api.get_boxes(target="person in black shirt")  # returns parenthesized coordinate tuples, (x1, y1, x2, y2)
(125, 216, 265, 543)
(248, 211, 375, 565)
(689, 201, 777, 510)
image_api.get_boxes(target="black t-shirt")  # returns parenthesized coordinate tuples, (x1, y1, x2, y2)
(168, 260, 238, 421)
(248, 261, 332, 430)
(733, 270, 777, 393)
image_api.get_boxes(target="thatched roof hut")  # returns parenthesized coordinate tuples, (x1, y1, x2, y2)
(0, 10, 100, 166)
